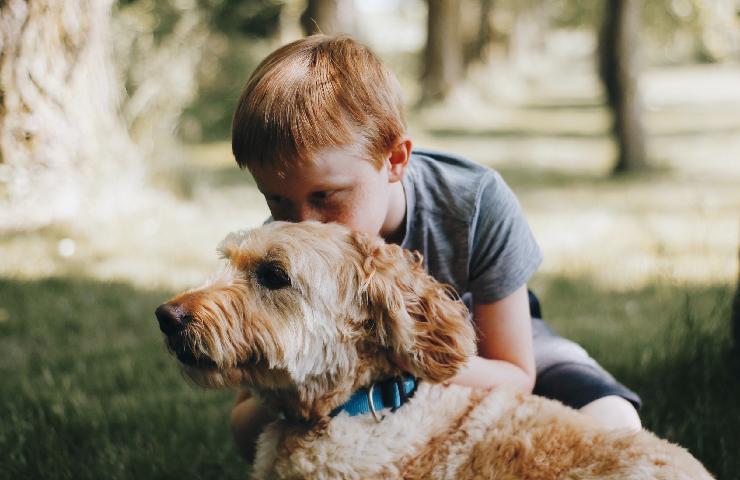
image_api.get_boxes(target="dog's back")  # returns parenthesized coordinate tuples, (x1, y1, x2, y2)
(251, 383, 713, 479)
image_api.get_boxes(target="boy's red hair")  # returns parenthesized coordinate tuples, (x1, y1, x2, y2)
(231, 35, 406, 171)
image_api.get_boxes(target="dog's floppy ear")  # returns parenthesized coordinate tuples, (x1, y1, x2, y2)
(350, 231, 477, 383)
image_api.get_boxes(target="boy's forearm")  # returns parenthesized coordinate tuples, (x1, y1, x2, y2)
(447, 355, 535, 393)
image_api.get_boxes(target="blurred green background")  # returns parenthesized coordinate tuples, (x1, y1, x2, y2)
(1, 0, 739, 478)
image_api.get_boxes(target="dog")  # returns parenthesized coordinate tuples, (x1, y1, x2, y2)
(156, 221, 713, 479)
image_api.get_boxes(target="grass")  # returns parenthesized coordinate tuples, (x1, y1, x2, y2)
(1, 62, 739, 478)
(540, 276, 739, 478)
(0, 277, 246, 480)
(0, 276, 737, 479)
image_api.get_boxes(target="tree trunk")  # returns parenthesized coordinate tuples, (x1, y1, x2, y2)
(463, 0, 494, 68)
(114, 2, 207, 160)
(300, 0, 355, 36)
(598, 0, 648, 175)
(733, 241, 740, 363)
(0, 0, 142, 230)
(421, 0, 464, 104)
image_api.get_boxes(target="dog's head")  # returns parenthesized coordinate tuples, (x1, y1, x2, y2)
(155, 221, 476, 420)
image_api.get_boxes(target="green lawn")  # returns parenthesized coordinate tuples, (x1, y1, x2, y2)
(2, 63, 738, 478)
(0, 278, 246, 480)
(1, 275, 737, 479)
(540, 275, 739, 478)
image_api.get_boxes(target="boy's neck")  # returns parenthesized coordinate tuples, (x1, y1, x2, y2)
(381, 181, 407, 245)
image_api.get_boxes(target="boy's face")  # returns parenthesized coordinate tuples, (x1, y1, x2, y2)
(249, 142, 409, 239)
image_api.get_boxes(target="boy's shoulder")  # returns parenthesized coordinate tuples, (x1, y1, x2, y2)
(406, 148, 502, 218)
(410, 148, 491, 176)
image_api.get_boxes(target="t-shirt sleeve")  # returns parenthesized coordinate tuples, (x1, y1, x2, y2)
(468, 171, 543, 304)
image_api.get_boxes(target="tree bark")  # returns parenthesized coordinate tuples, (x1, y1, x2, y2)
(114, 2, 206, 159)
(733, 241, 740, 363)
(0, 0, 142, 229)
(598, 0, 648, 175)
(463, 0, 494, 68)
(300, 0, 355, 36)
(421, 0, 464, 104)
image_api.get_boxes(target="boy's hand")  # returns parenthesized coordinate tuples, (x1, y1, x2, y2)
(230, 392, 276, 463)
(446, 354, 534, 392)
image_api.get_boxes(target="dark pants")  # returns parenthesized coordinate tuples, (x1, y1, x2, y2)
(528, 290, 641, 410)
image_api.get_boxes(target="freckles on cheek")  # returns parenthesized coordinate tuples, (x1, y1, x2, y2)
(324, 212, 356, 231)
(335, 200, 372, 231)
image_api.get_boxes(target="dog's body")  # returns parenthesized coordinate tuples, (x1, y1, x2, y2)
(156, 221, 712, 479)
(252, 383, 708, 479)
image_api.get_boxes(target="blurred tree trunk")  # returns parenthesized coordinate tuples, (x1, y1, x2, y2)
(421, 0, 464, 104)
(300, 0, 355, 36)
(114, 2, 206, 159)
(598, 0, 648, 175)
(0, 0, 141, 229)
(733, 242, 740, 364)
(463, 0, 494, 68)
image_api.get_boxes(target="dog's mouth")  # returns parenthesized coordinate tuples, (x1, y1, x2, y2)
(165, 334, 258, 370)
(175, 349, 218, 368)
(165, 335, 218, 369)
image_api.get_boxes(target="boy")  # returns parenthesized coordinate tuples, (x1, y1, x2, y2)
(229, 34, 642, 462)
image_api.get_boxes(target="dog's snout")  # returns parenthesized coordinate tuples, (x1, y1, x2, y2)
(155, 303, 192, 335)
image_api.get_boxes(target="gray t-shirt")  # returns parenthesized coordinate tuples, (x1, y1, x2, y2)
(400, 149, 542, 305)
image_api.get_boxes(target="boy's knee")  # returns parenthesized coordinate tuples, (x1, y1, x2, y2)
(579, 395, 642, 432)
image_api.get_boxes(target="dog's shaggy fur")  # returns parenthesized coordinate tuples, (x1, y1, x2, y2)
(157, 221, 713, 479)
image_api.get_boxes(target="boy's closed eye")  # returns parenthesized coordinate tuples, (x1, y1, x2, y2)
(310, 190, 339, 202)
(265, 190, 345, 205)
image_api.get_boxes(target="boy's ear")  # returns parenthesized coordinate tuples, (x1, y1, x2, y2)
(349, 231, 477, 383)
(387, 138, 412, 182)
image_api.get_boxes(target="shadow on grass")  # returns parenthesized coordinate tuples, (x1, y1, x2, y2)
(491, 163, 677, 191)
(425, 125, 740, 140)
(518, 99, 605, 111)
(190, 165, 258, 189)
(1, 275, 737, 479)
(494, 165, 612, 190)
(537, 275, 738, 479)
(164, 164, 258, 201)
(426, 127, 607, 140)
(0, 277, 248, 480)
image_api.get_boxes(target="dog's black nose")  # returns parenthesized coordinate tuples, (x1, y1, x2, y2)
(155, 303, 191, 335)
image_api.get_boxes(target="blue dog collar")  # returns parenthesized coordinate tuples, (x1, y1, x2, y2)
(330, 375, 418, 421)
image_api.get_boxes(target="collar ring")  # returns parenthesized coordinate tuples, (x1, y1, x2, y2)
(367, 383, 384, 423)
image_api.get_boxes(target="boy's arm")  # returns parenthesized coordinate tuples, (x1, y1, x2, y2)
(230, 390, 277, 462)
(447, 284, 536, 393)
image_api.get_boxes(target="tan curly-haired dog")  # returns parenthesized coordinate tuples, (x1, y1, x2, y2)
(156, 221, 712, 480)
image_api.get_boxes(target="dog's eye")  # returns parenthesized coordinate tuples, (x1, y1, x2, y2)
(255, 262, 291, 290)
